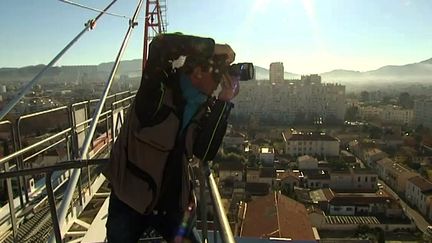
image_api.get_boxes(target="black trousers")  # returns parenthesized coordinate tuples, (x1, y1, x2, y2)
(106, 192, 199, 243)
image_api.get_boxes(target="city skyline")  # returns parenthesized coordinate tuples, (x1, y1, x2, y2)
(1, 0, 432, 74)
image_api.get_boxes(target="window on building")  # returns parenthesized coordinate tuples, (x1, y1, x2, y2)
(371, 177, 376, 182)
(357, 177, 360, 182)
(365, 177, 368, 182)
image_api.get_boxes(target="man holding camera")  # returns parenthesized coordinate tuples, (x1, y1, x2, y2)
(104, 33, 240, 242)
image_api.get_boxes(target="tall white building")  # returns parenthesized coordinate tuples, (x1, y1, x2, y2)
(381, 105, 413, 125)
(269, 62, 284, 84)
(233, 75, 346, 124)
(414, 99, 432, 129)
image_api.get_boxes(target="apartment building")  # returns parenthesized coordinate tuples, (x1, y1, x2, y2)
(414, 99, 432, 130)
(330, 168, 378, 192)
(376, 158, 419, 194)
(405, 176, 432, 218)
(358, 106, 383, 120)
(381, 105, 414, 125)
(232, 75, 346, 124)
(284, 133, 340, 157)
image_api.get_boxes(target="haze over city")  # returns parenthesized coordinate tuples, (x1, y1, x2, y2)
(1, 0, 432, 73)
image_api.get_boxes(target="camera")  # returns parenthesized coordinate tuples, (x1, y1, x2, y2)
(228, 62, 254, 81)
(212, 54, 255, 82)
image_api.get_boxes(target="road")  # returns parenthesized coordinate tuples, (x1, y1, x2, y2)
(353, 154, 431, 234)
(379, 179, 430, 234)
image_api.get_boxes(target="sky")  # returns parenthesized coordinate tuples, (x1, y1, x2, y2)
(1, 0, 432, 74)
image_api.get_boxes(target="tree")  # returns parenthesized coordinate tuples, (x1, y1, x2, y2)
(345, 106, 359, 121)
(247, 154, 257, 167)
(224, 147, 242, 154)
(398, 92, 414, 108)
(369, 126, 382, 139)
(225, 152, 245, 163)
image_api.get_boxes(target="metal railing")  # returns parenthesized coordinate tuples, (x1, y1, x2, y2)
(0, 96, 235, 243)
(0, 159, 235, 243)
(0, 90, 135, 241)
(0, 159, 108, 242)
(200, 161, 236, 243)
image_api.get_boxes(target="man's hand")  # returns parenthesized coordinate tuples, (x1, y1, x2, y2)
(218, 74, 240, 101)
(214, 44, 235, 64)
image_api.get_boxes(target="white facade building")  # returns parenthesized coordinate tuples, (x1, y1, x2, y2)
(381, 105, 414, 125)
(405, 176, 432, 218)
(285, 133, 340, 157)
(330, 168, 378, 192)
(376, 158, 419, 194)
(232, 75, 346, 124)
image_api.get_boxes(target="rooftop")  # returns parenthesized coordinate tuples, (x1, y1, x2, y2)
(286, 133, 338, 142)
(408, 176, 432, 193)
(302, 169, 330, 180)
(260, 147, 274, 154)
(330, 190, 392, 206)
(241, 192, 317, 241)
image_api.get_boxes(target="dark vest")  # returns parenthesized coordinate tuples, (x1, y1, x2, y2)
(104, 87, 204, 214)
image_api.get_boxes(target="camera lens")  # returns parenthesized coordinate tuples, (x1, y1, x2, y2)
(229, 63, 254, 81)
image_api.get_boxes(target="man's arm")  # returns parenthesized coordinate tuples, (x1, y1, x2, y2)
(134, 71, 168, 127)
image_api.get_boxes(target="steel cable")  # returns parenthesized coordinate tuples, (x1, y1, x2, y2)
(51, 0, 144, 242)
(0, 0, 119, 121)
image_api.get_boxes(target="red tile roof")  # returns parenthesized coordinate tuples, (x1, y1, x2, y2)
(241, 192, 316, 241)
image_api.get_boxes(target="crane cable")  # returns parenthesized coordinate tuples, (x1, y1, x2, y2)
(0, 0, 119, 121)
(58, 0, 129, 19)
(51, 0, 145, 242)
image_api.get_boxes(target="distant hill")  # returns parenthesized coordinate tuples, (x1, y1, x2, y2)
(98, 59, 142, 77)
(1, 57, 431, 84)
(254, 66, 299, 80)
(320, 57, 432, 83)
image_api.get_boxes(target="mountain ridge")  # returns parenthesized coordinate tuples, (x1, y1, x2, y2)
(1, 57, 431, 83)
